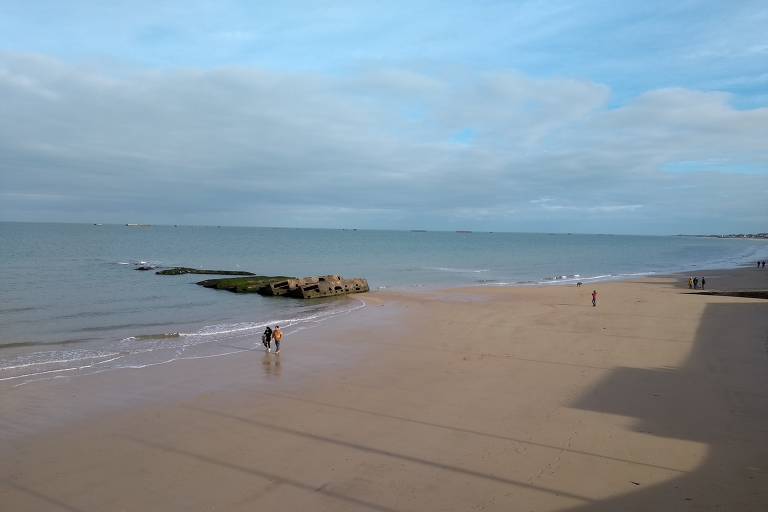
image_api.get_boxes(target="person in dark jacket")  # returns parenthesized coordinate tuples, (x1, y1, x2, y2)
(262, 326, 273, 351)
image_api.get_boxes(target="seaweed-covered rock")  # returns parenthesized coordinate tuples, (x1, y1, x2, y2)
(157, 267, 255, 276)
(196, 276, 296, 293)
(195, 274, 369, 297)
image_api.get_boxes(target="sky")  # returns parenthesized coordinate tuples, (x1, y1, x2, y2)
(0, 1, 766, 234)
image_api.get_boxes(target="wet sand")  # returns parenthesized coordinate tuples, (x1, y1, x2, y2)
(1, 267, 767, 511)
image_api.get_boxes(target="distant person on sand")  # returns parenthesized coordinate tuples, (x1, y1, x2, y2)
(592, 290, 598, 307)
(262, 326, 273, 352)
(688, 276, 693, 289)
(273, 325, 284, 354)
(701, 277, 706, 289)
(693, 277, 699, 289)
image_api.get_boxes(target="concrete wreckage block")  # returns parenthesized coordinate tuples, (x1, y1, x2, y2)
(291, 276, 369, 299)
(196, 274, 369, 298)
(262, 277, 317, 296)
(259, 275, 369, 299)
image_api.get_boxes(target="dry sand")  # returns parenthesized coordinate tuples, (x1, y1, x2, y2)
(1, 268, 768, 511)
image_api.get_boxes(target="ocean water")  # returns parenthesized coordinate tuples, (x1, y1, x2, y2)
(2, 222, 767, 386)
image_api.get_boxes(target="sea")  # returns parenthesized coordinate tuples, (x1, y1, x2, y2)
(2, 222, 767, 387)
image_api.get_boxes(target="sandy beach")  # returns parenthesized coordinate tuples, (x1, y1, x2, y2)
(2, 267, 767, 511)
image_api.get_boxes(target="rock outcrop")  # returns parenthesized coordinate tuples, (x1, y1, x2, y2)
(157, 267, 255, 276)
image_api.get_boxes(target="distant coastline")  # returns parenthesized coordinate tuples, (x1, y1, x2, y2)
(678, 233, 768, 240)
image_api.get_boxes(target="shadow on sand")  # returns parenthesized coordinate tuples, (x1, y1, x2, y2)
(562, 301, 768, 511)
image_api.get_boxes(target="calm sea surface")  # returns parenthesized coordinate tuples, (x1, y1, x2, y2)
(2, 222, 767, 386)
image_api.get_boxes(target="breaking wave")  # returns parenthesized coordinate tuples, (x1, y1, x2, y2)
(426, 266, 490, 273)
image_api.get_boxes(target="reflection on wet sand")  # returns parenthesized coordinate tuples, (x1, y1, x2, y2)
(261, 353, 282, 378)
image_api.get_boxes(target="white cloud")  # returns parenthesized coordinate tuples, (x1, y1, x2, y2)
(537, 203, 644, 213)
(0, 67, 59, 99)
(0, 53, 766, 233)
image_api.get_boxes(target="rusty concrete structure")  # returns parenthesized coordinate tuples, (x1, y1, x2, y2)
(293, 275, 369, 299)
(263, 278, 312, 296)
(259, 275, 369, 299)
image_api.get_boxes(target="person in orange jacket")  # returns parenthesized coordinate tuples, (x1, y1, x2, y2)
(273, 325, 284, 354)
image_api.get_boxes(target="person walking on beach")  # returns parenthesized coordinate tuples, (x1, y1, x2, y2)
(693, 277, 699, 289)
(688, 276, 693, 289)
(273, 325, 284, 354)
(262, 326, 273, 351)
(701, 277, 706, 289)
(592, 290, 598, 307)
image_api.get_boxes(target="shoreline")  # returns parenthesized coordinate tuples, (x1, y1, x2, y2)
(2, 267, 767, 510)
(3, 264, 762, 392)
(2, 266, 766, 429)
(377, 259, 768, 293)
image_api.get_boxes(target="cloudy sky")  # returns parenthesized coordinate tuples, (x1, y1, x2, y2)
(1, 1, 766, 234)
